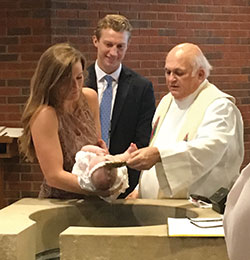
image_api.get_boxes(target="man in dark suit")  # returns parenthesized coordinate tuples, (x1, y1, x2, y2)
(85, 14, 155, 197)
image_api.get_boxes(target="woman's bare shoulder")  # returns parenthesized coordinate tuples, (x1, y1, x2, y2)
(82, 87, 98, 100)
(31, 105, 57, 127)
(82, 87, 99, 110)
(39, 105, 56, 114)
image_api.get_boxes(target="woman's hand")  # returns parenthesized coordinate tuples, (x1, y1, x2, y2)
(86, 182, 123, 198)
(97, 139, 109, 155)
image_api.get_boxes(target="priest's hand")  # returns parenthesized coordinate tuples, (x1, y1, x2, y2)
(127, 147, 161, 171)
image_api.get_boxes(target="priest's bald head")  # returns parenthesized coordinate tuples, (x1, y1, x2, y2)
(164, 43, 212, 100)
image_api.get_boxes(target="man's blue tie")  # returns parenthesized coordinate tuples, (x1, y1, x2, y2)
(100, 75, 113, 147)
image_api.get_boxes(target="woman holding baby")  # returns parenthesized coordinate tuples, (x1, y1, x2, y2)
(19, 43, 132, 200)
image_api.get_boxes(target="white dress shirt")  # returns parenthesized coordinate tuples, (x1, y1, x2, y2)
(139, 82, 244, 199)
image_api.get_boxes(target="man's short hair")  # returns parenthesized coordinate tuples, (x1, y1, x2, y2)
(94, 14, 133, 40)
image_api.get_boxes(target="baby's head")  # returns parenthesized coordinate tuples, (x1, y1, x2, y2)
(89, 155, 117, 190)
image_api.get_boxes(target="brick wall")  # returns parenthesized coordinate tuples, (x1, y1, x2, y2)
(0, 0, 250, 206)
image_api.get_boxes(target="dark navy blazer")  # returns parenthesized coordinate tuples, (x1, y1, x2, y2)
(85, 63, 156, 197)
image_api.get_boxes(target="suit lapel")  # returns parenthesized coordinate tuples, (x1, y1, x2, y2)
(110, 66, 131, 137)
(86, 64, 131, 139)
(85, 64, 98, 91)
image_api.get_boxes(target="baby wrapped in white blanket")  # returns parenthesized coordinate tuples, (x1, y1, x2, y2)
(72, 143, 137, 202)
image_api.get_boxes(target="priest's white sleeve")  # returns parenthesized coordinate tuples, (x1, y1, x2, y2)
(156, 98, 243, 198)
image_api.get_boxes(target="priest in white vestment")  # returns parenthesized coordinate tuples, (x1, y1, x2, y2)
(127, 43, 244, 199)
